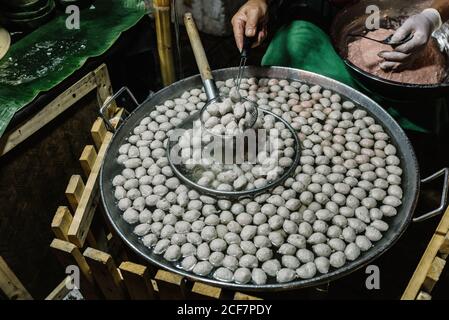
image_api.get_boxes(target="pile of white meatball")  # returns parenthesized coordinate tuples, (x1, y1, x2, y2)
(112, 77, 404, 285)
(174, 110, 297, 192)
(202, 97, 256, 136)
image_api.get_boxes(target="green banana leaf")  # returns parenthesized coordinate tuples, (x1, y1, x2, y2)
(0, 0, 147, 137)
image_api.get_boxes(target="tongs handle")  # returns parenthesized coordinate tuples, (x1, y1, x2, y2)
(184, 13, 213, 81)
(241, 35, 257, 58)
(184, 13, 218, 101)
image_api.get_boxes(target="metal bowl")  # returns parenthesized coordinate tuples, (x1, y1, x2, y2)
(331, 0, 449, 102)
(99, 66, 433, 291)
(0, 0, 47, 11)
(2, 0, 55, 30)
(2, 0, 53, 19)
(55, 0, 94, 10)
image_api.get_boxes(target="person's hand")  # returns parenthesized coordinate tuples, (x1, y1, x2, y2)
(231, 0, 269, 51)
(378, 9, 442, 71)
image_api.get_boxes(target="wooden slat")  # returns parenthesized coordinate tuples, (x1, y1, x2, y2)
(79, 145, 97, 177)
(436, 205, 449, 236)
(105, 232, 129, 263)
(0, 72, 97, 156)
(51, 206, 73, 241)
(402, 204, 449, 300)
(94, 64, 117, 118)
(45, 276, 72, 300)
(91, 118, 107, 150)
(65, 175, 85, 212)
(68, 132, 113, 247)
(154, 270, 188, 300)
(0, 256, 33, 300)
(234, 292, 262, 300)
(83, 248, 126, 300)
(119, 262, 155, 300)
(151, 279, 159, 292)
(416, 291, 432, 300)
(402, 233, 445, 300)
(49, 239, 98, 299)
(57, 194, 97, 248)
(190, 282, 223, 300)
(50, 239, 93, 282)
(423, 256, 446, 292)
(0, 64, 112, 157)
(439, 232, 449, 258)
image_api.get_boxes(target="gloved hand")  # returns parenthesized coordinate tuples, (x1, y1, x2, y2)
(378, 9, 442, 71)
(231, 0, 269, 51)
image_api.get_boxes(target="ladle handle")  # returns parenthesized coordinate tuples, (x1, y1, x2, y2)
(184, 13, 218, 101)
(184, 13, 213, 81)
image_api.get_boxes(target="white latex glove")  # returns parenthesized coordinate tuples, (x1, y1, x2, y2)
(378, 9, 442, 71)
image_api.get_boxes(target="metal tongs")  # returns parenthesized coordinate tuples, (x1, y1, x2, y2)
(184, 13, 258, 138)
(348, 32, 414, 47)
(234, 35, 256, 101)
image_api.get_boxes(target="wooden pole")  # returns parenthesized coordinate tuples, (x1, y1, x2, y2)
(0, 256, 33, 300)
(119, 262, 155, 300)
(50, 239, 99, 299)
(154, 0, 176, 86)
(83, 248, 127, 300)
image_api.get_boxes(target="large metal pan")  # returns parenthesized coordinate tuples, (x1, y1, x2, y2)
(331, 0, 449, 102)
(100, 66, 449, 291)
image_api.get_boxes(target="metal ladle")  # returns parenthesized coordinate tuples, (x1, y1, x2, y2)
(184, 13, 258, 138)
(231, 35, 259, 128)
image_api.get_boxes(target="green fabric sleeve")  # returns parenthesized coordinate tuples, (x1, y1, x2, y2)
(262, 20, 356, 87)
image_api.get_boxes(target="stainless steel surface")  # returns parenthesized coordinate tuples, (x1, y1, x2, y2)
(100, 66, 421, 291)
(203, 79, 219, 102)
(236, 55, 247, 91)
(166, 108, 301, 199)
(413, 168, 449, 223)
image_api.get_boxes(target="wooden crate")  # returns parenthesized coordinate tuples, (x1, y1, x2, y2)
(48, 108, 449, 300)
(402, 205, 449, 300)
(0, 63, 117, 301)
(47, 102, 263, 301)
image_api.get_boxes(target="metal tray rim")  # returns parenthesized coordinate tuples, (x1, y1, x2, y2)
(100, 66, 420, 291)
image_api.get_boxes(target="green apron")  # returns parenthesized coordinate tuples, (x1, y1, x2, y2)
(261, 20, 429, 133)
